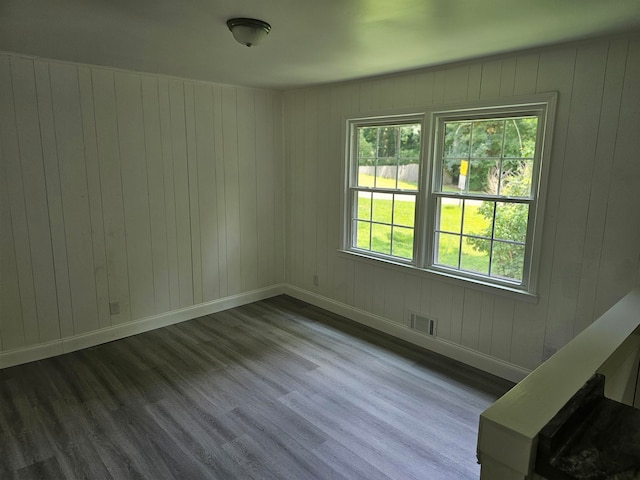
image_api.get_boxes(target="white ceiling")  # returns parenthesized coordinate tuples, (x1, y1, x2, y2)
(1, 0, 639, 90)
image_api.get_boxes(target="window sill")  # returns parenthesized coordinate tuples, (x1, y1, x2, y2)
(337, 249, 539, 304)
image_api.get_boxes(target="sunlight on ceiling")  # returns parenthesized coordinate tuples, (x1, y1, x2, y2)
(0, 0, 638, 88)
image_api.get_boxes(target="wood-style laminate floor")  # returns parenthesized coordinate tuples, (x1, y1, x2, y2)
(0, 295, 513, 480)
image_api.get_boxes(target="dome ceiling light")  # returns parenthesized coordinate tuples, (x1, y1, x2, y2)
(226, 18, 271, 47)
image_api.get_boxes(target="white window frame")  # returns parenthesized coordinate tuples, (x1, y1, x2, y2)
(342, 93, 557, 298)
(345, 114, 424, 265)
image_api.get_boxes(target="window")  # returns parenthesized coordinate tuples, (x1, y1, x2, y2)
(348, 118, 422, 261)
(344, 95, 555, 295)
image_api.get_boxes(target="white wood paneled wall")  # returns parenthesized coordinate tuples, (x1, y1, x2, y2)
(0, 55, 284, 354)
(1, 34, 638, 373)
(284, 34, 640, 371)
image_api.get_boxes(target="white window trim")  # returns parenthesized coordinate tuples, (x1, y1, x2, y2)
(341, 93, 557, 299)
(344, 113, 425, 266)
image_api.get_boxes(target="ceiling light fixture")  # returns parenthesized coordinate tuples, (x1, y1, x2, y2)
(226, 18, 271, 47)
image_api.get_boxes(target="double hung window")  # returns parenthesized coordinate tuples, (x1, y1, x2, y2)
(349, 118, 422, 261)
(344, 95, 555, 295)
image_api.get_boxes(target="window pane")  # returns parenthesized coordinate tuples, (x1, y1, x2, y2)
(503, 117, 538, 158)
(471, 120, 504, 158)
(435, 232, 460, 268)
(375, 164, 397, 189)
(399, 124, 420, 191)
(438, 197, 463, 234)
(393, 194, 415, 227)
(462, 199, 493, 238)
(494, 202, 529, 243)
(444, 121, 471, 158)
(491, 241, 525, 282)
(441, 158, 463, 192)
(461, 237, 490, 275)
(358, 127, 377, 157)
(357, 123, 422, 190)
(400, 124, 421, 158)
(377, 126, 397, 158)
(399, 158, 419, 191)
(499, 160, 533, 198)
(469, 159, 500, 194)
(371, 223, 392, 255)
(355, 191, 372, 220)
(358, 163, 375, 187)
(371, 192, 393, 224)
(392, 226, 414, 259)
(357, 127, 377, 187)
(355, 221, 371, 250)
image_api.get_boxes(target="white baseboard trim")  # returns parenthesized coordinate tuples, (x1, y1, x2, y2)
(0, 284, 286, 369)
(283, 285, 530, 383)
(1, 283, 529, 382)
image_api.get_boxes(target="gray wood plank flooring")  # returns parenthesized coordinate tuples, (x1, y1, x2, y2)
(0, 295, 513, 479)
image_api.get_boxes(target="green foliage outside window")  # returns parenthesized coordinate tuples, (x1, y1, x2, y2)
(443, 117, 537, 193)
(359, 124, 421, 166)
(467, 160, 533, 280)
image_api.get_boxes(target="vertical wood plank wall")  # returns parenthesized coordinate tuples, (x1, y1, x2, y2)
(0, 55, 284, 355)
(284, 35, 640, 371)
(1, 34, 639, 374)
